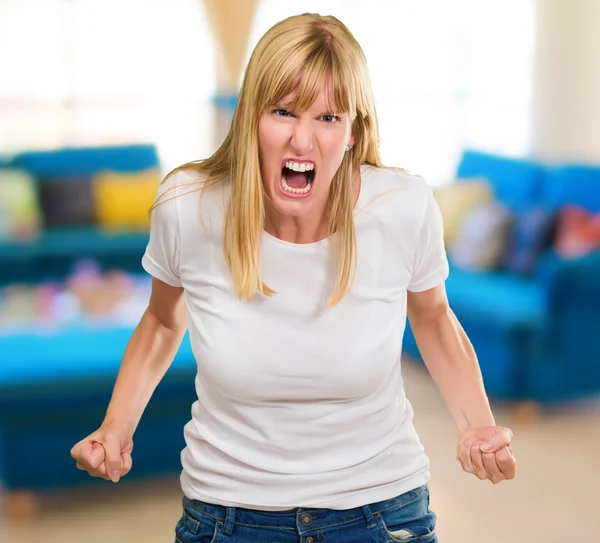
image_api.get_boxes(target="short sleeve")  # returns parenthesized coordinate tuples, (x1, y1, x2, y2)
(408, 184, 450, 292)
(141, 177, 182, 287)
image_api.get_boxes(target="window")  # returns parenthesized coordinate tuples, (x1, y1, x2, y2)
(0, 0, 534, 181)
(248, 0, 535, 184)
(0, 0, 217, 171)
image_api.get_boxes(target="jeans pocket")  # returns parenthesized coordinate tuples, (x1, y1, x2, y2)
(174, 507, 223, 543)
(376, 487, 437, 543)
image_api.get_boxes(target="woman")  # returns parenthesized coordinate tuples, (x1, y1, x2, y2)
(71, 13, 516, 543)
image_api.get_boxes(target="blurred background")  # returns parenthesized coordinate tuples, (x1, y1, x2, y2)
(0, 0, 598, 541)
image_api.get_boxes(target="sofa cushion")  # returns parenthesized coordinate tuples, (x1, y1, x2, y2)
(446, 264, 546, 326)
(456, 149, 544, 212)
(0, 168, 42, 241)
(38, 175, 96, 227)
(541, 165, 600, 213)
(554, 205, 600, 259)
(92, 168, 161, 231)
(449, 201, 514, 271)
(434, 179, 492, 244)
(504, 207, 558, 276)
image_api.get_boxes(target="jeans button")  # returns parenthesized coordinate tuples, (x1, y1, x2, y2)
(300, 513, 313, 526)
(306, 537, 314, 543)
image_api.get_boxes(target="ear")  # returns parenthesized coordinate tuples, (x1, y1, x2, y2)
(348, 133, 355, 149)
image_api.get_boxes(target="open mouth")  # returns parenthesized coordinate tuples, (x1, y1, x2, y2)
(280, 161, 315, 197)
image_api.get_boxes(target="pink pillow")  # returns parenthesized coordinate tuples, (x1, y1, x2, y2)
(555, 205, 600, 258)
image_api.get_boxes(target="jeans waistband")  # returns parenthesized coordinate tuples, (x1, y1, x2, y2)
(182, 484, 428, 534)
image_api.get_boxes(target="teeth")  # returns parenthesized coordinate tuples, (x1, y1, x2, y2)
(285, 161, 314, 172)
(281, 175, 312, 194)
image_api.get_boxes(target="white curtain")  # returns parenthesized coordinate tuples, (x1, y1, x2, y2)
(0, 0, 534, 181)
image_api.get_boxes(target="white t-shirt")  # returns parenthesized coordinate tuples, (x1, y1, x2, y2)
(142, 164, 449, 510)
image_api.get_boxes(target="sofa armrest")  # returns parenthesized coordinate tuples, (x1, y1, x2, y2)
(533, 249, 600, 400)
(537, 249, 600, 304)
(536, 250, 600, 300)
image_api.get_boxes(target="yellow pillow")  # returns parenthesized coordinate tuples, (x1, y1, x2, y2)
(434, 178, 492, 245)
(92, 169, 161, 231)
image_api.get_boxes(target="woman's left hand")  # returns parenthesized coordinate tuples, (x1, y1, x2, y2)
(456, 425, 517, 484)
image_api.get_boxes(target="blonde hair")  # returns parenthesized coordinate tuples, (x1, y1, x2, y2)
(154, 13, 383, 306)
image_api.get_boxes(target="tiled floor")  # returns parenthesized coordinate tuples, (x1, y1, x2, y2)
(1, 359, 599, 542)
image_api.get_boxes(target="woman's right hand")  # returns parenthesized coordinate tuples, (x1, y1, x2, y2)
(70, 424, 134, 483)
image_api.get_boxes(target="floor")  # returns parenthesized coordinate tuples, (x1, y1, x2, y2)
(1, 359, 599, 542)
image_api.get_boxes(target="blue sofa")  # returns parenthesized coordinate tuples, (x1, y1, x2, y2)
(0, 143, 161, 284)
(0, 144, 198, 498)
(403, 150, 600, 404)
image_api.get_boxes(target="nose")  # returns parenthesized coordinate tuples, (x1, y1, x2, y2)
(290, 119, 314, 155)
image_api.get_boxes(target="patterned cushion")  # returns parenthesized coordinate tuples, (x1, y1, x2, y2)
(0, 168, 42, 241)
(449, 200, 514, 271)
(554, 205, 600, 259)
(433, 178, 492, 245)
(504, 208, 558, 275)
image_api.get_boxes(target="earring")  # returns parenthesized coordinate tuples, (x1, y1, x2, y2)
(345, 145, 352, 152)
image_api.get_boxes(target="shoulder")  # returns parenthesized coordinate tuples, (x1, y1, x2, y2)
(359, 165, 433, 215)
(155, 167, 228, 220)
(157, 167, 205, 200)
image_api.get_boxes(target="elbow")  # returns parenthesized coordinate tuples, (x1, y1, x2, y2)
(409, 301, 453, 333)
(144, 305, 186, 335)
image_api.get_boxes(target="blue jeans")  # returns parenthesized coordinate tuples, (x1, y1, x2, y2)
(175, 484, 437, 542)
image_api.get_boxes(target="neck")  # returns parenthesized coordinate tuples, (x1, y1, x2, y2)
(264, 208, 330, 244)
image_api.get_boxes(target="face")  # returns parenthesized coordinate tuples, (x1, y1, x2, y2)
(257, 87, 355, 220)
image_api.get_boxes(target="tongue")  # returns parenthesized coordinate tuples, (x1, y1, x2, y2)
(284, 170, 309, 189)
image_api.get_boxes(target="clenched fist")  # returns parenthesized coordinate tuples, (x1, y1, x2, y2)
(457, 425, 517, 484)
(70, 424, 133, 483)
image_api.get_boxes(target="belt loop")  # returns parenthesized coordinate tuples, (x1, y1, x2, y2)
(361, 504, 376, 529)
(223, 506, 236, 535)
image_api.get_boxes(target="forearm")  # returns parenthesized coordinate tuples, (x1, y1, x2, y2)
(103, 308, 186, 436)
(411, 308, 495, 433)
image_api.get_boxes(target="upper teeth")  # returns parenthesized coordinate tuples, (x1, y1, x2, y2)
(285, 161, 314, 172)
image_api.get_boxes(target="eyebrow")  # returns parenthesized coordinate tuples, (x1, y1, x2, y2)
(273, 103, 341, 115)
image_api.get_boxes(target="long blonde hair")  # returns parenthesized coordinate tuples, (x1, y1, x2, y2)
(154, 13, 383, 306)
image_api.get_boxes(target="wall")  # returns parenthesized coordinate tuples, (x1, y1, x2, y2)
(532, 0, 600, 163)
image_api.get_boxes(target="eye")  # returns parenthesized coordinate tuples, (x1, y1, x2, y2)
(273, 108, 291, 117)
(321, 114, 340, 123)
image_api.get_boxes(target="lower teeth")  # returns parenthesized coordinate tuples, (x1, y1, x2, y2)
(281, 175, 312, 194)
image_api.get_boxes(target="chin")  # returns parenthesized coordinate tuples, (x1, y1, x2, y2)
(271, 192, 315, 217)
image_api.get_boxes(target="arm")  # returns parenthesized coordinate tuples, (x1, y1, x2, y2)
(103, 277, 187, 436)
(71, 277, 186, 482)
(407, 283, 494, 433)
(407, 283, 517, 483)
